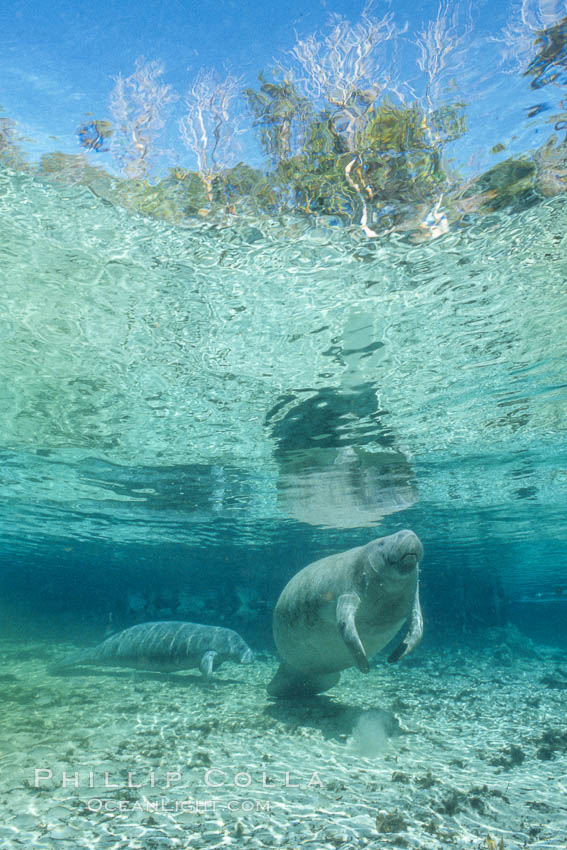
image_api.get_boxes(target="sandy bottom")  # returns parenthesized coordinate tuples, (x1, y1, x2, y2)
(0, 635, 566, 849)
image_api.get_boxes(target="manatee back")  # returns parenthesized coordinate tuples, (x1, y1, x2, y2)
(274, 544, 367, 623)
(52, 621, 253, 672)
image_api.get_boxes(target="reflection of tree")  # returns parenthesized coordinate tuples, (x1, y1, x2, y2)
(179, 68, 242, 205)
(410, 2, 471, 235)
(289, 7, 399, 149)
(244, 74, 312, 167)
(0, 108, 27, 169)
(285, 7, 401, 235)
(524, 14, 567, 196)
(240, 6, 468, 236)
(525, 13, 567, 87)
(38, 152, 111, 187)
(109, 58, 177, 179)
(494, 0, 566, 73)
(5, 3, 566, 232)
(415, 0, 471, 114)
(241, 87, 463, 233)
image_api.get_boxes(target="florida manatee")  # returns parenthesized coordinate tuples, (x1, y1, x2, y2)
(268, 529, 423, 697)
(52, 621, 254, 678)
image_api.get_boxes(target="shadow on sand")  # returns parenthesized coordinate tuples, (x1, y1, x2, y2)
(264, 694, 403, 742)
(49, 667, 243, 688)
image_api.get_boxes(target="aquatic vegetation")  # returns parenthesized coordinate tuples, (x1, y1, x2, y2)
(437, 789, 466, 815)
(534, 727, 567, 759)
(484, 836, 506, 850)
(415, 770, 437, 789)
(489, 743, 526, 769)
(539, 670, 567, 689)
(375, 808, 407, 833)
(485, 623, 542, 658)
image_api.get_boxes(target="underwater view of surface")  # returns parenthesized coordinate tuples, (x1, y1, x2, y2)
(1, 0, 567, 848)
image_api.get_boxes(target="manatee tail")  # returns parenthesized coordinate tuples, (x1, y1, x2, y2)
(48, 647, 99, 674)
(267, 664, 340, 698)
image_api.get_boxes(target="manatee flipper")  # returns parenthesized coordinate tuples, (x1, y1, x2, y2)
(199, 650, 217, 678)
(336, 592, 369, 674)
(388, 581, 423, 663)
(267, 663, 341, 698)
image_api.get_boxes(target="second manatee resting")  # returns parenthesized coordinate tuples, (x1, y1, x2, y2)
(51, 621, 254, 678)
(268, 529, 424, 698)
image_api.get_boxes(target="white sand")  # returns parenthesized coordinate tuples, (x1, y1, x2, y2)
(0, 637, 566, 849)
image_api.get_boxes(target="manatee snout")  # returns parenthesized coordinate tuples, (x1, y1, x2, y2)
(240, 648, 255, 664)
(369, 529, 423, 574)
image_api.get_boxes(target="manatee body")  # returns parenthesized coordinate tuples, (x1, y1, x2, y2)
(52, 621, 254, 679)
(268, 529, 424, 698)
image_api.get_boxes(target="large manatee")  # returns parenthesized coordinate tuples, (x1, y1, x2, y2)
(268, 529, 423, 697)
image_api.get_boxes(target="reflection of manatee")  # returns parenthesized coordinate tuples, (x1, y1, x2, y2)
(51, 621, 254, 678)
(276, 447, 417, 528)
(268, 530, 424, 698)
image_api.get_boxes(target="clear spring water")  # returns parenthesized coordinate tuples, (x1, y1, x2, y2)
(0, 164, 566, 642)
(2, 4, 567, 847)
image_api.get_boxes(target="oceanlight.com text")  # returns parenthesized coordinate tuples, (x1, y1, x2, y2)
(85, 797, 271, 814)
